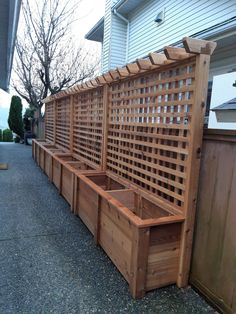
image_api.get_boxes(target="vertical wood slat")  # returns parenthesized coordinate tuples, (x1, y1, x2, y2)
(53, 101, 56, 145)
(70, 95, 74, 153)
(94, 194, 101, 245)
(49, 155, 53, 182)
(101, 84, 109, 170)
(190, 130, 236, 314)
(130, 227, 150, 298)
(72, 174, 78, 214)
(177, 54, 210, 287)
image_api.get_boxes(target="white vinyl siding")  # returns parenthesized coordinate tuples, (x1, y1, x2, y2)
(127, 0, 236, 62)
(110, 16, 127, 69)
(102, 0, 112, 72)
(102, 0, 127, 72)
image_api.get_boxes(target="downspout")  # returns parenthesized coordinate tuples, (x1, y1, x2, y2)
(112, 8, 129, 63)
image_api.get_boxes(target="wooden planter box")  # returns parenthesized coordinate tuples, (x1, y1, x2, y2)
(51, 154, 101, 207)
(32, 140, 66, 177)
(75, 173, 184, 297)
(43, 146, 65, 177)
(33, 38, 216, 298)
(32, 139, 47, 163)
(33, 140, 47, 166)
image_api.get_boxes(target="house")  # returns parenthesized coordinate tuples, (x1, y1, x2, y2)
(208, 70, 236, 129)
(212, 97, 236, 122)
(0, 0, 21, 91)
(85, 0, 236, 81)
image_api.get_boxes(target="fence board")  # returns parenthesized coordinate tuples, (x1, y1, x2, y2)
(191, 129, 236, 314)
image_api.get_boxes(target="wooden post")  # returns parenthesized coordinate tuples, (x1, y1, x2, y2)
(49, 155, 53, 182)
(101, 84, 109, 171)
(94, 194, 101, 245)
(53, 100, 56, 145)
(73, 176, 79, 215)
(43, 149, 45, 172)
(59, 163, 62, 194)
(72, 175, 78, 215)
(70, 173, 75, 212)
(32, 140, 35, 159)
(37, 144, 40, 165)
(69, 95, 74, 154)
(129, 227, 150, 298)
(177, 53, 211, 287)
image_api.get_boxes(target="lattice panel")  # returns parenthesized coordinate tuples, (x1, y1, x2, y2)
(55, 97, 70, 150)
(107, 60, 196, 211)
(45, 101, 54, 142)
(73, 87, 103, 167)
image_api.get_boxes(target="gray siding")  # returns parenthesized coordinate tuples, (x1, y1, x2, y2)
(127, 0, 236, 62)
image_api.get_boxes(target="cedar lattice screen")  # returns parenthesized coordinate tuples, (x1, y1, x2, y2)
(43, 37, 216, 213)
(41, 37, 216, 290)
(72, 88, 104, 167)
(106, 60, 195, 210)
(45, 102, 54, 142)
(55, 97, 71, 150)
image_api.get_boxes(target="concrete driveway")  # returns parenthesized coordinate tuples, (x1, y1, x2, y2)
(0, 143, 215, 313)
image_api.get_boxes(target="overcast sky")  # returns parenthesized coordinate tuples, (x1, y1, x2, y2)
(76, 0, 106, 39)
(0, 0, 106, 112)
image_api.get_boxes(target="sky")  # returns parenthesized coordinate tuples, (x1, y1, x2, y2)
(0, 0, 106, 128)
(208, 72, 236, 130)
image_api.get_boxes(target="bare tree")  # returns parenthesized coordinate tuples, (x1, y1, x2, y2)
(13, 0, 99, 114)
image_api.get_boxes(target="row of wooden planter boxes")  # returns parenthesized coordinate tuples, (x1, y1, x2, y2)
(33, 139, 185, 298)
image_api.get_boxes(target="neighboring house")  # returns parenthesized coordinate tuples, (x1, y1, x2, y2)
(85, 0, 236, 81)
(212, 97, 236, 122)
(0, 0, 21, 91)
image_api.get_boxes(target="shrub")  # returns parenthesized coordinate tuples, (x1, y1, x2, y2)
(3, 129, 13, 142)
(8, 95, 24, 139)
(23, 107, 35, 132)
(14, 135, 21, 143)
(0, 129, 2, 141)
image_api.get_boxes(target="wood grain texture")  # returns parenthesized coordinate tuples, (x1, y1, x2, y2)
(177, 54, 210, 287)
(191, 133, 236, 314)
(146, 223, 181, 291)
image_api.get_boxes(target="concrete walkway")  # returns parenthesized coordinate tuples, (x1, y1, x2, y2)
(0, 143, 215, 313)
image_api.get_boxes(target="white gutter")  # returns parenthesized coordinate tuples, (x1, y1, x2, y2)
(112, 8, 129, 63)
(112, 0, 129, 11)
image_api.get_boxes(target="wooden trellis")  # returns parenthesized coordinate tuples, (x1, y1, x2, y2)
(33, 37, 216, 297)
(44, 101, 55, 143)
(72, 88, 104, 168)
(55, 97, 71, 150)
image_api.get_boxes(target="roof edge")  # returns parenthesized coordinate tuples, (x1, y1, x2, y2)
(85, 17, 104, 42)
